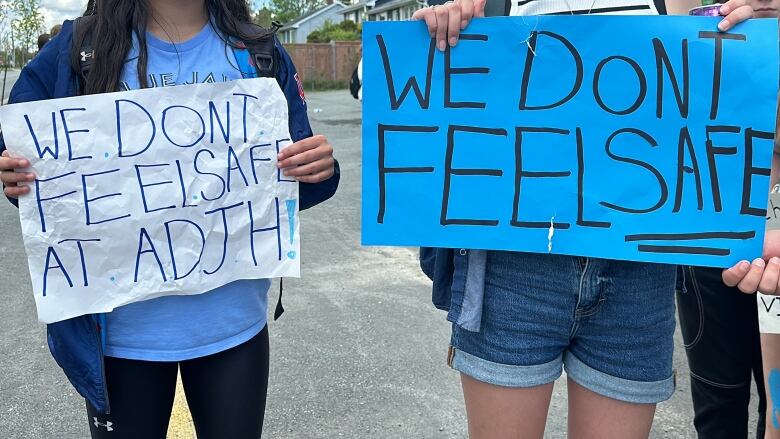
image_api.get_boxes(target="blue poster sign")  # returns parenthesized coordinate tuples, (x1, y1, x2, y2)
(361, 16, 779, 267)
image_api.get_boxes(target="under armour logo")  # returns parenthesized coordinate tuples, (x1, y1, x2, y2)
(80, 50, 94, 62)
(93, 417, 114, 432)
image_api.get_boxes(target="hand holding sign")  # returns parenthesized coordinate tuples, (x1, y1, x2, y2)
(277, 134, 335, 183)
(717, 0, 756, 31)
(412, 0, 756, 50)
(411, 0, 487, 51)
(724, 229, 780, 293)
(0, 150, 33, 198)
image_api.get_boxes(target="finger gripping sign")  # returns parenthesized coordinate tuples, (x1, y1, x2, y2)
(361, 16, 779, 267)
(0, 78, 300, 323)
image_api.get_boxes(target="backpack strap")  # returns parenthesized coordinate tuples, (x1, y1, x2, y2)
(233, 21, 287, 320)
(72, 16, 96, 95)
(235, 21, 281, 78)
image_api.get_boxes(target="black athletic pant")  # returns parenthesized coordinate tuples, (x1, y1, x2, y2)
(87, 326, 269, 439)
(677, 266, 766, 439)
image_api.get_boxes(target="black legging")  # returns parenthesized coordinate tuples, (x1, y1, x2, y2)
(86, 326, 269, 439)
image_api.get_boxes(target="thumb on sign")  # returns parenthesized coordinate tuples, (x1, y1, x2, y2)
(723, 229, 780, 294)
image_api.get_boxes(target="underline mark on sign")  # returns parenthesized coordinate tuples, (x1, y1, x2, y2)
(624, 231, 756, 241)
(637, 245, 731, 256)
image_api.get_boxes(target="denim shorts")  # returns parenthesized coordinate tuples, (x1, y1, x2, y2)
(450, 251, 677, 404)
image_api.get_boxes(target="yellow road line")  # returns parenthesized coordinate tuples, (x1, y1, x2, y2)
(167, 372, 196, 439)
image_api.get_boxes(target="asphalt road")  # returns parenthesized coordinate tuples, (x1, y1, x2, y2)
(0, 88, 761, 438)
(0, 69, 20, 105)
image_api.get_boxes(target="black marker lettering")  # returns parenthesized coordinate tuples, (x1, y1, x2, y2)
(441, 125, 507, 226)
(377, 124, 439, 224)
(742, 128, 774, 217)
(576, 127, 610, 228)
(698, 31, 747, 120)
(377, 35, 435, 110)
(601, 128, 668, 214)
(653, 38, 689, 119)
(673, 126, 703, 212)
(519, 31, 583, 111)
(444, 34, 489, 109)
(705, 125, 739, 212)
(593, 56, 647, 116)
(512, 127, 572, 229)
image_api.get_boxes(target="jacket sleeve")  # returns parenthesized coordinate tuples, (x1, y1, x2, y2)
(275, 39, 340, 211)
(0, 35, 61, 208)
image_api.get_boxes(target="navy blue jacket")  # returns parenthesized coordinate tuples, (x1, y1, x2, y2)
(0, 20, 339, 413)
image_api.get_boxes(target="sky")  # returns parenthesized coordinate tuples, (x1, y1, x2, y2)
(40, 0, 85, 29)
(39, 0, 267, 30)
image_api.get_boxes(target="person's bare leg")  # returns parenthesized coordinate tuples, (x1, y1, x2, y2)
(567, 378, 656, 439)
(461, 373, 554, 439)
(761, 333, 780, 439)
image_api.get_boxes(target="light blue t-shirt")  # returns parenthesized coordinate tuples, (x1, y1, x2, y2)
(105, 22, 270, 361)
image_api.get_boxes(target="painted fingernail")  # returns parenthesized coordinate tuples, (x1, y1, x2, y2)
(771, 257, 780, 265)
(718, 19, 729, 31)
(449, 37, 457, 46)
(754, 258, 766, 267)
(438, 39, 446, 51)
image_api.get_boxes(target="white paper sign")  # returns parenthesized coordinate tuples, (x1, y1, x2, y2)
(0, 78, 300, 323)
(758, 292, 780, 334)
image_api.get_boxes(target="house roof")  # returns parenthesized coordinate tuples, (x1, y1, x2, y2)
(339, 0, 370, 14)
(280, 1, 347, 30)
(366, 0, 419, 15)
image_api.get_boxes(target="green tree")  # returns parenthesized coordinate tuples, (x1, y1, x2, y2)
(253, 6, 274, 28)
(270, 0, 324, 25)
(10, 0, 45, 64)
(0, 1, 14, 66)
(307, 20, 360, 43)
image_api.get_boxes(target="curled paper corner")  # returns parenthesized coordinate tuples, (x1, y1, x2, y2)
(547, 215, 555, 253)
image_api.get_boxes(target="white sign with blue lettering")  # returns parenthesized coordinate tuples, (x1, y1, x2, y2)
(0, 78, 300, 323)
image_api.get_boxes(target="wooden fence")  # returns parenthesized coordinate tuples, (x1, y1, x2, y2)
(282, 41, 362, 87)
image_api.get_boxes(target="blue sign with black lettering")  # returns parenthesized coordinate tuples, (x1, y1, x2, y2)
(361, 16, 779, 267)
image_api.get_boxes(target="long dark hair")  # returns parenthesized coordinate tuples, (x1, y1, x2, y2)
(72, 0, 270, 94)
